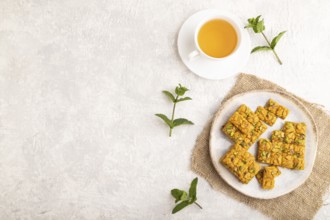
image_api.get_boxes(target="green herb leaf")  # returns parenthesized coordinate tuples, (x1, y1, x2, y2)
(246, 15, 285, 65)
(162, 90, 176, 102)
(254, 19, 265, 33)
(188, 177, 198, 202)
(255, 15, 261, 22)
(176, 97, 192, 103)
(251, 46, 272, 53)
(155, 114, 173, 128)
(246, 15, 265, 33)
(171, 189, 184, 203)
(175, 84, 189, 96)
(248, 17, 255, 24)
(270, 31, 286, 49)
(172, 201, 190, 214)
(180, 191, 188, 201)
(170, 177, 202, 214)
(245, 15, 261, 29)
(156, 84, 193, 137)
(173, 118, 194, 127)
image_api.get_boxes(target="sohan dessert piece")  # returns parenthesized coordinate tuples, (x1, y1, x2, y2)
(255, 106, 277, 126)
(265, 99, 290, 119)
(256, 166, 281, 189)
(281, 143, 305, 170)
(258, 121, 306, 170)
(295, 132, 306, 146)
(236, 105, 268, 146)
(284, 132, 296, 144)
(258, 139, 305, 170)
(221, 125, 250, 149)
(222, 122, 267, 149)
(229, 112, 255, 135)
(221, 144, 261, 184)
(282, 121, 296, 144)
(282, 122, 307, 145)
(257, 139, 282, 166)
(271, 130, 285, 143)
(282, 121, 296, 133)
(222, 122, 243, 142)
(267, 166, 281, 177)
(253, 121, 268, 136)
(237, 104, 267, 138)
(247, 121, 268, 145)
(237, 104, 260, 126)
(281, 121, 306, 134)
(295, 122, 307, 145)
(262, 166, 282, 190)
(295, 122, 307, 134)
(222, 104, 268, 148)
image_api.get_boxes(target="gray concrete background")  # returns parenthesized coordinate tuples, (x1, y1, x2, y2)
(0, 0, 330, 219)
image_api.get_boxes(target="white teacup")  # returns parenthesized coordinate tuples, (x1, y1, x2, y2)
(188, 14, 243, 61)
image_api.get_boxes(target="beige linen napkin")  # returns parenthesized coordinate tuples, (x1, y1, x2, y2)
(191, 73, 330, 220)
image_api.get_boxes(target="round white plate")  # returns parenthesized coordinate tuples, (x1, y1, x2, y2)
(177, 9, 251, 80)
(209, 90, 318, 199)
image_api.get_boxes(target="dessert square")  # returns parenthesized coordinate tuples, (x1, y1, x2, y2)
(257, 139, 282, 166)
(221, 144, 261, 184)
(271, 130, 285, 143)
(256, 166, 281, 189)
(265, 99, 289, 119)
(245, 121, 268, 147)
(262, 166, 281, 190)
(229, 112, 255, 134)
(237, 104, 260, 126)
(282, 122, 306, 145)
(255, 106, 277, 126)
(281, 144, 305, 170)
(253, 121, 268, 137)
(222, 122, 245, 142)
(222, 105, 268, 148)
(222, 122, 252, 148)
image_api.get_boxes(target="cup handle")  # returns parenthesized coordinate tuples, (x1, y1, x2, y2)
(188, 50, 200, 61)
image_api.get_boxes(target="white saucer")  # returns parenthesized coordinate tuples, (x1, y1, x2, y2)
(177, 9, 251, 80)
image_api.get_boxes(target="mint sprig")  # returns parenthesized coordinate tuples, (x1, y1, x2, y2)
(245, 15, 286, 65)
(171, 177, 202, 214)
(155, 84, 194, 137)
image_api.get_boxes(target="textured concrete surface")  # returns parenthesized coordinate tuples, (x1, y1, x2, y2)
(0, 0, 330, 219)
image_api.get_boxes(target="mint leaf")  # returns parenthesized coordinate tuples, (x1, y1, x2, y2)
(254, 19, 265, 33)
(172, 201, 189, 214)
(162, 90, 176, 102)
(170, 177, 202, 214)
(180, 191, 188, 201)
(188, 177, 198, 202)
(246, 15, 285, 65)
(155, 84, 193, 137)
(176, 97, 192, 103)
(155, 114, 173, 128)
(175, 84, 189, 96)
(171, 189, 184, 203)
(270, 31, 286, 49)
(246, 15, 265, 33)
(255, 15, 261, 22)
(251, 46, 272, 53)
(173, 118, 194, 127)
(248, 17, 255, 24)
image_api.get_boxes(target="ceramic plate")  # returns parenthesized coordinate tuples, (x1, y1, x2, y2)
(177, 9, 251, 80)
(209, 90, 318, 199)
